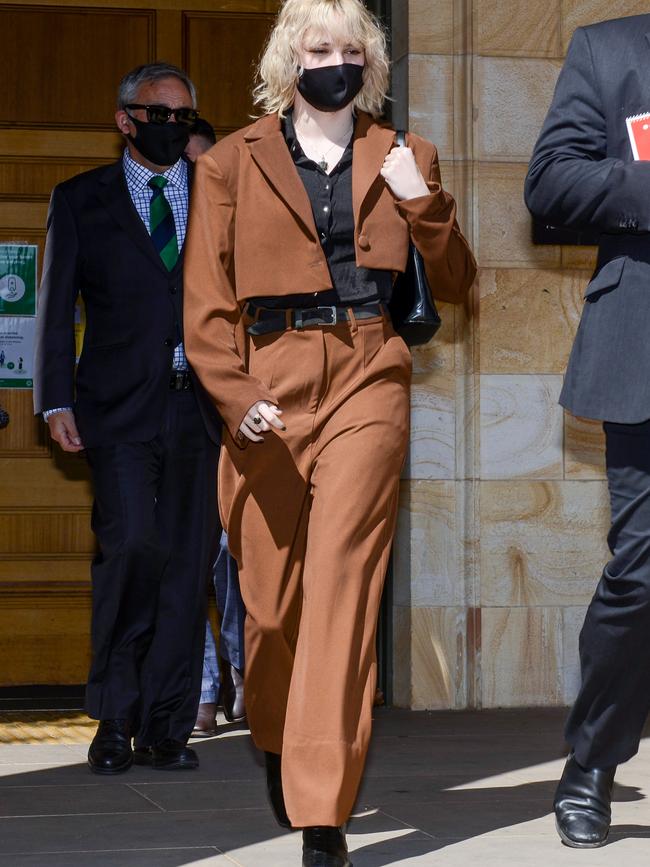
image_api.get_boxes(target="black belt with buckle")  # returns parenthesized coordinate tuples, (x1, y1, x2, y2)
(170, 370, 192, 390)
(245, 302, 385, 336)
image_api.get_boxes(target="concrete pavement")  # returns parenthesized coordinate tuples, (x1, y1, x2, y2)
(1, 708, 649, 865)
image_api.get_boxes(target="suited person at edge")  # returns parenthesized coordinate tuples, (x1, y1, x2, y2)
(34, 62, 221, 773)
(183, 0, 476, 863)
(525, 13, 650, 850)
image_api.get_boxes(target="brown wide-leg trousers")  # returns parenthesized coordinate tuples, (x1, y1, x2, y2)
(220, 312, 411, 827)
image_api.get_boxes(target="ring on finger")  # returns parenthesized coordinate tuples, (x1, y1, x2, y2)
(252, 415, 262, 426)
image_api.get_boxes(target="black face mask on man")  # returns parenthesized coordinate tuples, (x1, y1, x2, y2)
(297, 63, 364, 113)
(126, 116, 189, 167)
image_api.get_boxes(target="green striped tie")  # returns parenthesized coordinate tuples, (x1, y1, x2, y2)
(148, 176, 179, 270)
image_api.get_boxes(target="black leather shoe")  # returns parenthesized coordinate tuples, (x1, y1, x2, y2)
(132, 746, 152, 765)
(87, 719, 132, 775)
(134, 740, 199, 770)
(302, 826, 351, 866)
(264, 751, 291, 828)
(554, 752, 616, 848)
(222, 664, 246, 723)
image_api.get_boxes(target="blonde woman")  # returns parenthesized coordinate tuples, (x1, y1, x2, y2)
(184, 1, 475, 863)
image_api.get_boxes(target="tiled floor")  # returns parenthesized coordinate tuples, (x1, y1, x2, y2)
(1, 708, 650, 865)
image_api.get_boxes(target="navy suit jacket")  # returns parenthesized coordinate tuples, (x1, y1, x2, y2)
(526, 15, 650, 423)
(34, 157, 221, 447)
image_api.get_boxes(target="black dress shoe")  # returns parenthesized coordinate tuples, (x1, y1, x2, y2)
(302, 826, 351, 867)
(133, 739, 199, 770)
(264, 751, 291, 828)
(554, 752, 616, 848)
(132, 746, 152, 765)
(87, 719, 132, 775)
(222, 664, 246, 723)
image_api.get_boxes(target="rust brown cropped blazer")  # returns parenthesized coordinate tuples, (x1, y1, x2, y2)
(183, 110, 476, 439)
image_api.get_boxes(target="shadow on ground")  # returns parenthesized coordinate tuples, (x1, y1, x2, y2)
(0, 708, 648, 866)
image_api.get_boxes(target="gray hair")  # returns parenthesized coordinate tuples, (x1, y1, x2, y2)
(117, 62, 197, 110)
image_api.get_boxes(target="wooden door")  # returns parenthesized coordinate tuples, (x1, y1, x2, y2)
(0, 0, 279, 686)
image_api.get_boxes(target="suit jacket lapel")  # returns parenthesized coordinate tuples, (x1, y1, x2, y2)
(97, 160, 169, 276)
(352, 113, 396, 228)
(245, 114, 319, 240)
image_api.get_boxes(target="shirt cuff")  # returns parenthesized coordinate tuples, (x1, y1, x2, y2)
(43, 406, 73, 420)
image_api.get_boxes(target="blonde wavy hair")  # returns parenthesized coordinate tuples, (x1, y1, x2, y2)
(253, 0, 390, 119)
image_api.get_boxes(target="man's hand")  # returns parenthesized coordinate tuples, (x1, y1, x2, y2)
(239, 401, 285, 443)
(47, 410, 84, 452)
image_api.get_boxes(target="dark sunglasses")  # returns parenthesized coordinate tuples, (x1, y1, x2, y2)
(125, 103, 199, 126)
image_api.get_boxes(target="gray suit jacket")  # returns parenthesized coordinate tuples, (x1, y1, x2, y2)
(525, 14, 650, 423)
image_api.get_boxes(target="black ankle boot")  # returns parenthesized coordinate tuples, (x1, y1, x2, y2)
(554, 752, 616, 848)
(302, 826, 351, 866)
(264, 751, 291, 828)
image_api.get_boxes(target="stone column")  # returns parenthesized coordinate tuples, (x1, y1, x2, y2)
(391, 0, 618, 710)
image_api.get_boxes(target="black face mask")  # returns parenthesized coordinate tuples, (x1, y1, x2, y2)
(297, 63, 364, 113)
(126, 116, 189, 167)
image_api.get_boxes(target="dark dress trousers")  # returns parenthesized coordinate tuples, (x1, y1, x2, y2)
(526, 14, 650, 768)
(34, 159, 221, 747)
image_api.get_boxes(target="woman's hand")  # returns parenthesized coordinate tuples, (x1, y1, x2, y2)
(239, 401, 286, 443)
(380, 146, 430, 201)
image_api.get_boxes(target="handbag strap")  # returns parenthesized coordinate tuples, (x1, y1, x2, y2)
(395, 129, 406, 148)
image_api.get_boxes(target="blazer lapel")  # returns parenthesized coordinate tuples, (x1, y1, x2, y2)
(97, 161, 169, 276)
(352, 113, 396, 228)
(245, 115, 318, 240)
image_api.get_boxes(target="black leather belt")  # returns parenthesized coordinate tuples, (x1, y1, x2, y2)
(245, 302, 385, 336)
(170, 370, 192, 390)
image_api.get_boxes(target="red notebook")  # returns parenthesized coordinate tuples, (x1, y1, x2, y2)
(626, 113, 650, 160)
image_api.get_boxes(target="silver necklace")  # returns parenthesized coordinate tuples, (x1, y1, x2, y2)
(318, 126, 353, 171)
(297, 125, 354, 172)
(318, 139, 344, 172)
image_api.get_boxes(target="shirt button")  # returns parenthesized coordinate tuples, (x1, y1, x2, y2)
(169, 286, 177, 294)
(164, 338, 173, 347)
(323, 205, 329, 213)
(358, 234, 370, 250)
(325, 184, 330, 190)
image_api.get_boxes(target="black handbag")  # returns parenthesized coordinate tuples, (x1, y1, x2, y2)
(388, 130, 442, 347)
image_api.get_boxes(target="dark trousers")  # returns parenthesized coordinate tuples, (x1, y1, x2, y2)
(84, 388, 219, 747)
(567, 419, 650, 767)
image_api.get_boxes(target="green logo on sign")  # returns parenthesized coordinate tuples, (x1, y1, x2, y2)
(0, 245, 38, 316)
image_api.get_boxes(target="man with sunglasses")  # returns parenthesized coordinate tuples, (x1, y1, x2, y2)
(34, 62, 221, 774)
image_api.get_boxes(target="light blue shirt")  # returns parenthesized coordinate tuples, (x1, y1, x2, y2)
(122, 148, 188, 248)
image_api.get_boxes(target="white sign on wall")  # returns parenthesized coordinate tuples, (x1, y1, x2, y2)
(0, 317, 35, 389)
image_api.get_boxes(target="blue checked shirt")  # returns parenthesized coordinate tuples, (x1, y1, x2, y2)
(44, 150, 189, 420)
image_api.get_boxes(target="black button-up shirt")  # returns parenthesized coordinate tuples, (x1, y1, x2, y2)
(252, 110, 392, 310)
